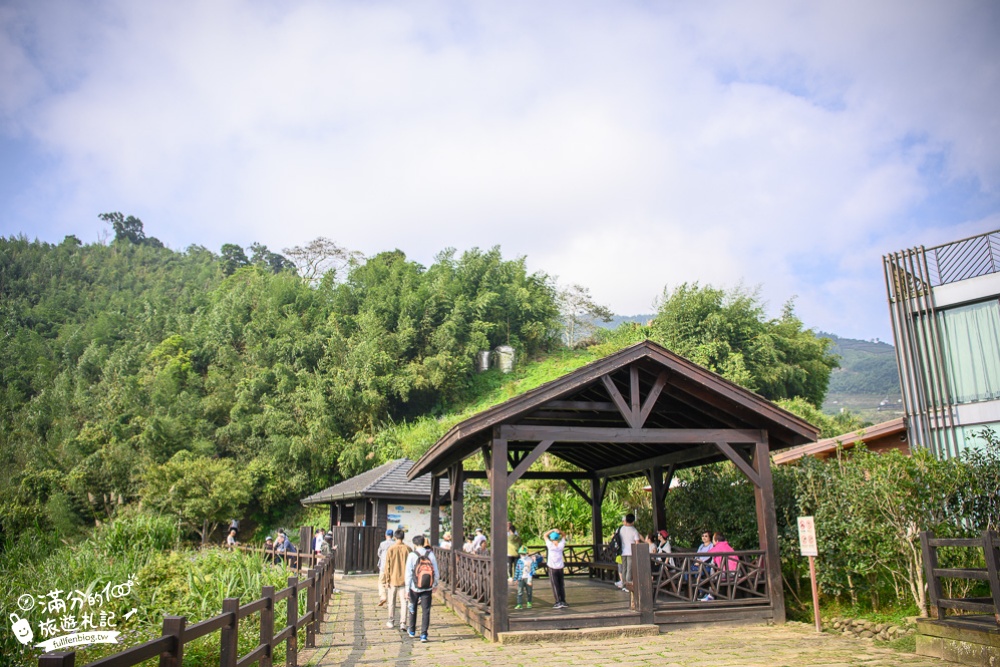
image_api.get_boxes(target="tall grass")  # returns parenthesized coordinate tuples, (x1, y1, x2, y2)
(0, 511, 302, 667)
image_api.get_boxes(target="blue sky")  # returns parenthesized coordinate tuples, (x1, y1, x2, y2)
(2, 1, 998, 341)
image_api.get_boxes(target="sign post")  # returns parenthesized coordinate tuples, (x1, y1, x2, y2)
(797, 516, 821, 632)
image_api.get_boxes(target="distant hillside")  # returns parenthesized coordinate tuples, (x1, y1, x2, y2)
(819, 332, 902, 421)
(599, 314, 655, 328)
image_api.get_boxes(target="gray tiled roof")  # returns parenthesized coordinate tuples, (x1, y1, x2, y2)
(300, 458, 450, 505)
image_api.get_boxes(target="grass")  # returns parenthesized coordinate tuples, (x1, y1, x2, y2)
(0, 511, 308, 666)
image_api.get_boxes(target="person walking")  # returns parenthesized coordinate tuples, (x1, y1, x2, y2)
(376, 528, 394, 606)
(506, 522, 522, 581)
(543, 528, 568, 608)
(404, 535, 439, 642)
(618, 513, 642, 589)
(382, 529, 411, 629)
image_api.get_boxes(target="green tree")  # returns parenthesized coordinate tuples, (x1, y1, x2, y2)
(141, 451, 251, 543)
(99, 212, 146, 245)
(220, 244, 249, 276)
(647, 283, 838, 406)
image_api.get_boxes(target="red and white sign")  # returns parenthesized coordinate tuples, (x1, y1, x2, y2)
(797, 516, 818, 557)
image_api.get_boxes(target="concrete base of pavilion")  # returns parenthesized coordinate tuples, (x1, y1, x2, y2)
(916, 615, 1000, 666)
(436, 577, 776, 639)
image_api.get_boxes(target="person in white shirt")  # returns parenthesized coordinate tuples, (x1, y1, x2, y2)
(471, 528, 487, 553)
(618, 513, 642, 587)
(543, 528, 568, 608)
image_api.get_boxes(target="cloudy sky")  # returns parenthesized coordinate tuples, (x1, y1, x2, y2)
(2, 1, 998, 341)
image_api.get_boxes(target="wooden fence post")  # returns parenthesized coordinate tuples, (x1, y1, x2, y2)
(920, 531, 945, 619)
(633, 551, 655, 624)
(983, 530, 1000, 624)
(286, 576, 298, 667)
(219, 597, 240, 667)
(38, 653, 75, 667)
(299, 526, 313, 572)
(261, 585, 275, 667)
(159, 616, 186, 667)
(305, 568, 317, 648)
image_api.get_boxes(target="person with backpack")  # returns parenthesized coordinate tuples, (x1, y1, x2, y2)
(404, 535, 439, 642)
(609, 525, 624, 589)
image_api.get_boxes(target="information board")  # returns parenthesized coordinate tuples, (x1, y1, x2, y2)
(797, 515, 818, 556)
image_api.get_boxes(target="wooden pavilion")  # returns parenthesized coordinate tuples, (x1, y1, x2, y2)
(407, 340, 818, 640)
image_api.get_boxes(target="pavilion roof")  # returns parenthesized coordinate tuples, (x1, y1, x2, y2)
(408, 340, 818, 480)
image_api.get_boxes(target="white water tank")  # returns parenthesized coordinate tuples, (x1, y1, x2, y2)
(494, 345, 515, 373)
(476, 350, 491, 372)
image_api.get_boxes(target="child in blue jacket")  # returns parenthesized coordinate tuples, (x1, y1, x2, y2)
(514, 546, 538, 609)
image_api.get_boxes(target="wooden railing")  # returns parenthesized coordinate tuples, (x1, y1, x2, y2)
(38, 546, 337, 667)
(434, 549, 491, 606)
(921, 530, 1000, 624)
(647, 549, 769, 604)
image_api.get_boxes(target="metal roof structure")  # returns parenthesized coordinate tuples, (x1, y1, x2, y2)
(301, 458, 450, 505)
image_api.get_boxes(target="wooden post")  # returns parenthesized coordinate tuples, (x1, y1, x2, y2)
(489, 427, 509, 639)
(159, 616, 185, 667)
(633, 549, 654, 624)
(305, 569, 317, 648)
(286, 576, 298, 667)
(808, 556, 822, 632)
(260, 586, 275, 667)
(329, 504, 335, 532)
(450, 463, 465, 575)
(650, 465, 665, 535)
(219, 598, 240, 667)
(430, 474, 441, 547)
(591, 476, 604, 570)
(752, 436, 786, 623)
(38, 653, 75, 667)
(981, 531, 1000, 624)
(920, 530, 945, 619)
(299, 526, 313, 571)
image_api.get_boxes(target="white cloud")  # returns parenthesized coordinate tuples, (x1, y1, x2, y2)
(1, 0, 998, 341)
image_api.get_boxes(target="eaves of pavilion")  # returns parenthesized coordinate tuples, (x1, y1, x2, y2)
(408, 340, 818, 639)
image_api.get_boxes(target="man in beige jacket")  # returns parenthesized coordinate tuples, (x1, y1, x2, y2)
(382, 529, 412, 629)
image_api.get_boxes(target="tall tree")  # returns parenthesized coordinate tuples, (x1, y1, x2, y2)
(99, 212, 146, 245)
(283, 237, 363, 283)
(558, 283, 614, 348)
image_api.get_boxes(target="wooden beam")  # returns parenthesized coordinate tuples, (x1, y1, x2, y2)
(630, 366, 641, 418)
(566, 479, 591, 505)
(507, 440, 554, 485)
(500, 424, 762, 444)
(463, 470, 592, 480)
(449, 464, 465, 553)
(753, 436, 785, 624)
(715, 441, 761, 487)
(661, 464, 675, 506)
(650, 464, 665, 534)
(638, 371, 668, 427)
(591, 477, 604, 557)
(429, 475, 440, 547)
(481, 446, 492, 485)
(489, 428, 509, 638)
(595, 443, 720, 478)
(545, 400, 617, 412)
(602, 374, 638, 428)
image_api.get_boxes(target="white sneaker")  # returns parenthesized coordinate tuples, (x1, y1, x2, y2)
(385, 621, 394, 628)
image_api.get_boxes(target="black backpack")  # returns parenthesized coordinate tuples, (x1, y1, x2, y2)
(609, 528, 623, 556)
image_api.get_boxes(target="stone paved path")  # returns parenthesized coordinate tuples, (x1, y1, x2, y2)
(300, 576, 955, 667)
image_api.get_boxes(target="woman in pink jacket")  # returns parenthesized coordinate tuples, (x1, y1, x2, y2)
(709, 532, 738, 573)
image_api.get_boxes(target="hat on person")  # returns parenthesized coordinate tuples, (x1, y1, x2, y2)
(443, 532, 452, 539)
(658, 530, 669, 540)
(266, 536, 273, 541)
(548, 530, 561, 541)
(518, 546, 528, 554)
(386, 529, 394, 537)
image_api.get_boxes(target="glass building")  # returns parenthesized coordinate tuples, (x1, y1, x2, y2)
(884, 229, 1000, 458)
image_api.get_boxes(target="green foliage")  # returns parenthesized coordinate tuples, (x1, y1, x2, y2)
(141, 452, 251, 542)
(646, 284, 838, 405)
(659, 431, 1000, 617)
(776, 396, 866, 438)
(0, 233, 560, 537)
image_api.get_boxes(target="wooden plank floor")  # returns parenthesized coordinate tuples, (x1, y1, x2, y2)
(506, 577, 640, 631)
